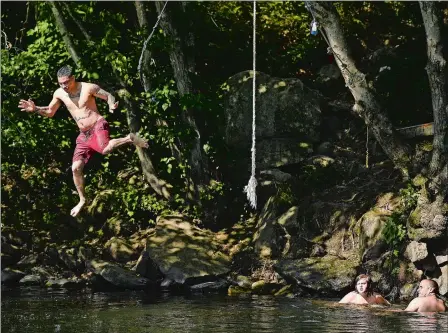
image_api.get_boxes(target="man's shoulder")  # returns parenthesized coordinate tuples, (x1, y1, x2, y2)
(54, 88, 65, 98)
(81, 82, 97, 87)
(81, 82, 100, 93)
(346, 291, 358, 299)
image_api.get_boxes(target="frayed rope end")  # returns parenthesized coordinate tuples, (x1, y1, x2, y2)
(244, 175, 257, 209)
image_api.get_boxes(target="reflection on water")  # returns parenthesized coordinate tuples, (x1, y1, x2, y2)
(1, 288, 447, 333)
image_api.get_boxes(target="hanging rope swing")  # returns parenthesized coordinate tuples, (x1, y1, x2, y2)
(244, 1, 258, 209)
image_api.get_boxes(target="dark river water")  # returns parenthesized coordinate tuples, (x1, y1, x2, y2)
(2, 287, 447, 333)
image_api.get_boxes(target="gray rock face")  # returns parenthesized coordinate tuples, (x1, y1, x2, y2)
(434, 264, 448, 296)
(275, 256, 359, 295)
(19, 274, 44, 286)
(145, 215, 231, 285)
(105, 237, 138, 263)
(1, 268, 26, 285)
(222, 71, 322, 170)
(89, 260, 150, 290)
(188, 279, 229, 293)
(132, 250, 163, 282)
(405, 241, 429, 263)
(409, 200, 448, 241)
(16, 253, 41, 269)
(45, 278, 84, 289)
(317, 64, 341, 83)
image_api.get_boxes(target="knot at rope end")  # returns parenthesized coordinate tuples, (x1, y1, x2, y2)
(244, 175, 257, 209)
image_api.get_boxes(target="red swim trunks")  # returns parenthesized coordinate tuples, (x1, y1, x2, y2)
(73, 117, 110, 164)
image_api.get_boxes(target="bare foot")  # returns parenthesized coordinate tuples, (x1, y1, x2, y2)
(130, 133, 149, 148)
(70, 200, 85, 217)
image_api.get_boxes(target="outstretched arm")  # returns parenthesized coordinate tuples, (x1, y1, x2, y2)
(18, 92, 61, 118)
(90, 84, 118, 113)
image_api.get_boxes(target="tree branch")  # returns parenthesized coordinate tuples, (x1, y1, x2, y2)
(61, 2, 93, 43)
(155, 1, 208, 191)
(49, 1, 81, 66)
(306, 1, 412, 174)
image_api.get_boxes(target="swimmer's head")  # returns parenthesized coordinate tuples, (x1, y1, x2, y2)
(355, 274, 373, 295)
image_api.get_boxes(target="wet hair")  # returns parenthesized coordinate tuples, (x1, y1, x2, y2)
(355, 274, 374, 296)
(57, 65, 73, 78)
(425, 279, 439, 295)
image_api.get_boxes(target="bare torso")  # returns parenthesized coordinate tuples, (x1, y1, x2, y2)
(55, 82, 102, 131)
(411, 296, 446, 312)
(340, 291, 389, 305)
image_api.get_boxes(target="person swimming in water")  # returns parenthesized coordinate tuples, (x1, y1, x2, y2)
(405, 279, 446, 313)
(339, 274, 390, 306)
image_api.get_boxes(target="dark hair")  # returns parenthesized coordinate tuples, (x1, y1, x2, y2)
(355, 274, 374, 296)
(426, 279, 440, 295)
(57, 65, 73, 78)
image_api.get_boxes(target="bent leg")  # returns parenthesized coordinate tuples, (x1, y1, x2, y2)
(71, 159, 86, 217)
(102, 135, 133, 154)
(92, 118, 149, 155)
(101, 133, 149, 155)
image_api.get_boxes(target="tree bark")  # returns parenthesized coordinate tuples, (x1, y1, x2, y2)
(49, 2, 81, 66)
(51, 1, 171, 200)
(118, 89, 172, 199)
(306, 2, 412, 174)
(419, 1, 448, 179)
(179, 1, 196, 74)
(155, 1, 209, 191)
(135, 0, 152, 92)
(61, 2, 93, 44)
(135, 1, 182, 163)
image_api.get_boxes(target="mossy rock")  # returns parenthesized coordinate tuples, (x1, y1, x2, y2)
(275, 255, 360, 294)
(274, 284, 293, 296)
(412, 174, 427, 187)
(228, 285, 251, 296)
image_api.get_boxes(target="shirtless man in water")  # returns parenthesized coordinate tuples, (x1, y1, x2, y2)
(18, 65, 148, 217)
(405, 279, 446, 313)
(339, 274, 390, 306)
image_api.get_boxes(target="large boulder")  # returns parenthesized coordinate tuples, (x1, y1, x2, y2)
(408, 198, 448, 241)
(275, 255, 359, 295)
(88, 260, 150, 290)
(144, 215, 231, 286)
(222, 71, 322, 170)
(252, 196, 284, 259)
(1, 268, 26, 285)
(104, 237, 138, 263)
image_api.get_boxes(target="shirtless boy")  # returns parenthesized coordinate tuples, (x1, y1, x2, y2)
(18, 65, 148, 217)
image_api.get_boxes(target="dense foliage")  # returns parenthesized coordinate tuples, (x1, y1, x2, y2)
(1, 1, 445, 244)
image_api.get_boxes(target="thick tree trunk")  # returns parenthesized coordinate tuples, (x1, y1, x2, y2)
(419, 1, 448, 179)
(118, 89, 172, 199)
(306, 2, 412, 174)
(155, 1, 208, 191)
(135, 1, 182, 174)
(49, 2, 81, 66)
(407, 3, 447, 247)
(52, 2, 171, 200)
(179, 1, 196, 74)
